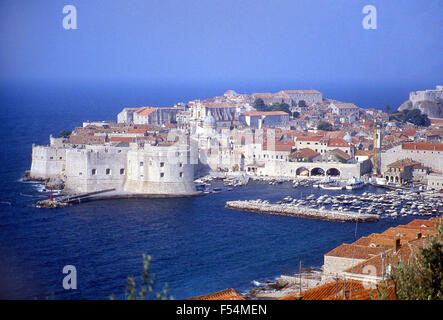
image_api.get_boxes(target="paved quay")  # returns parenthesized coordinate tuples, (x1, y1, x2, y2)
(225, 200, 379, 222)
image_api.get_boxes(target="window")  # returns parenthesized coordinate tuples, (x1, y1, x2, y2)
(179, 163, 183, 167)
(160, 162, 165, 167)
(106, 168, 111, 175)
(160, 172, 164, 178)
(179, 172, 183, 178)
(140, 161, 144, 167)
(92, 169, 97, 175)
(120, 168, 125, 175)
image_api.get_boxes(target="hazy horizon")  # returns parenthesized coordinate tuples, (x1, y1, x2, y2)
(1, 0, 442, 110)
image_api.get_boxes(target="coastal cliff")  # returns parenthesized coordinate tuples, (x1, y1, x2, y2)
(399, 99, 443, 119)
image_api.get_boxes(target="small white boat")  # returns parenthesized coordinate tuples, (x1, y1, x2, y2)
(346, 177, 365, 190)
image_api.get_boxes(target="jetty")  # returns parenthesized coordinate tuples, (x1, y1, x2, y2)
(35, 188, 116, 208)
(225, 200, 379, 222)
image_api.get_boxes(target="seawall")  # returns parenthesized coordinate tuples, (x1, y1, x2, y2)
(225, 200, 379, 222)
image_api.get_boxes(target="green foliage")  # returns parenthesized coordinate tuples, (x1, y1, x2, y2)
(335, 155, 348, 164)
(388, 221, 443, 300)
(370, 279, 392, 300)
(269, 102, 291, 114)
(389, 109, 431, 127)
(117, 254, 173, 300)
(253, 98, 267, 111)
(298, 100, 306, 108)
(253, 98, 291, 114)
(317, 121, 333, 131)
(292, 111, 300, 119)
(59, 130, 72, 139)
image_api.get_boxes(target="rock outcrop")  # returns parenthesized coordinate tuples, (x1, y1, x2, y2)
(398, 99, 443, 118)
(399, 86, 443, 118)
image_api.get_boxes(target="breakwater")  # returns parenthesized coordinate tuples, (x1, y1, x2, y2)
(225, 200, 379, 222)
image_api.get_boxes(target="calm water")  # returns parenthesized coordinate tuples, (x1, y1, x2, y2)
(0, 82, 429, 299)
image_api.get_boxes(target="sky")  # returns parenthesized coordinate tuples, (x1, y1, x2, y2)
(0, 0, 442, 92)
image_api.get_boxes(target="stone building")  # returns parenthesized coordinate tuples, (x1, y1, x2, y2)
(427, 173, 443, 190)
(380, 142, 443, 174)
(252, 90, 322, 106)
(409, 85, 443, 104)
(29, 136, 197, 197)
(239, 111, 289, 128)
(383, 158, 420, 185)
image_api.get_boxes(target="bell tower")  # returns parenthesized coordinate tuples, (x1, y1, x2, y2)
(373, 117, 383, 174)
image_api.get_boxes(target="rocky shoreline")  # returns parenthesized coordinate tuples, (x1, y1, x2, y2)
(245, 269, 326, 300)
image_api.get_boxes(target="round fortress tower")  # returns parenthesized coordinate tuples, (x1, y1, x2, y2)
(124, 142, 198, 196)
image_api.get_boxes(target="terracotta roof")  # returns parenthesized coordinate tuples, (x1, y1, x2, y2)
(136, 107, 158, 116)
(263, 140, 295, 152)
(290, 148, 320, 159)
(188, 288, 245, 300)
(328, 148, 352, 160)
(294, 217, 441, 300)
(387, 158, 421, 168)
(128, 128, 147, 134)
(296, 136, 323, 142)
(108, 136, 136, 143)
(286, 279, 396, 300)
(325, 243, 382, 260)
(355, 150, 373, 156)
(327, 138, 350, 147)
(402, 142, 443, 151)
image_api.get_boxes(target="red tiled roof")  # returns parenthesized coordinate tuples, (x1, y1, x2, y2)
(327, 138, 350, 147)
(289, 148, 320, 159)
(282, 279, 396, 300)
(296, 136, 322, 142)
(128, 128, 147, 134)
(137, 107, 158, 116)
(188, 289, 245, 300)
(108, 137, 136, 143)
(402, 142, 443, 151)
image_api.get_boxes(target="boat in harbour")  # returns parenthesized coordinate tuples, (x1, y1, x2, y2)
(346, 177, 365, 190)
(320, 181, 345, 190)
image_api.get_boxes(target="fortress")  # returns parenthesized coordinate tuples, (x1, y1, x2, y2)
(409, 85, 443, 104)
(30, 139, 198, 197)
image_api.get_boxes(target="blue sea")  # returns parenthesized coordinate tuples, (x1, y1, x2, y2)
(0, 81, 430, 299)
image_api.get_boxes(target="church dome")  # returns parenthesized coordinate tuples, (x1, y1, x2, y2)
(203, 114, 216, 127)
(343, 132, 353, 143)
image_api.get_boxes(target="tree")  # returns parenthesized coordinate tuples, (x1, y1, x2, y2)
(253, 98, 267, 111)
(269, 102, 291, 114)
(317, 121, 333, 131)
(298, 100, 306, 108)
(389, 109, 430, 127)
(292, 111, 300, 119)
(111, 254, 172, 300)
(59, 130, 72, 139)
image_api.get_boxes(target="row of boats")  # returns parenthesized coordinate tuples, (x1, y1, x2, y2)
(195, 175, 248, 193)
(253, 176, 366, 190)
(279, 189, 442, 218)
(312, 177, 365, 190)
